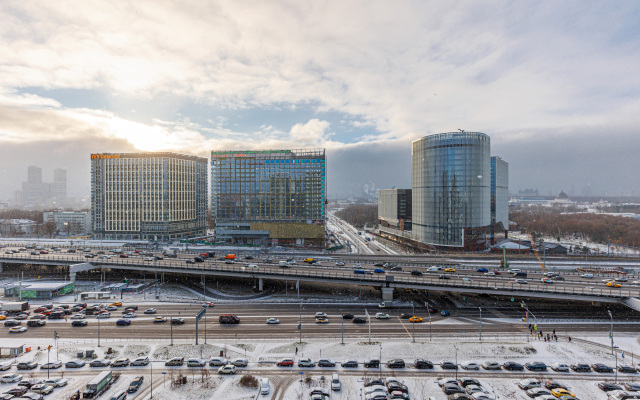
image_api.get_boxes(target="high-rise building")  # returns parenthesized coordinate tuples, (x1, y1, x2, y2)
(22, 166, 50, 205)
(53, 168, 67, 203)
(491, 156, 509, 241)
(378, 189, 412, 235)
(27, 166, 42, 184)
(90, 152, 208, 241)
(412, 132, 491, 249)
(210, 149, 326, 246)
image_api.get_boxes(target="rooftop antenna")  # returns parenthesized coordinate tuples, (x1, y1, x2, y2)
(457, 129, 465, 132)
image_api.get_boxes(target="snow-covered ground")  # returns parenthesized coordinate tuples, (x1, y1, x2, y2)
(2, 333, 639, 400)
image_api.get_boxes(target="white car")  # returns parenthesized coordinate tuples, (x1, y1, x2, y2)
(100, 255, 111, 259)
(484, 272, 496, 276)
(550, 362, 570, 372)
(123, 313, 137, 318)
(245, 264, 259, 268)
(70, 314, 85, 319)
(266, 318, 280, 324)
(632, 280, 640, 285)
(471, 393, 495, 400)
(461, 361, 480, 370)
(582, 274, 594, 278)
(96, 312, 111, 319)
(517, 378, 541, 390)
(9, 326, 27, 333)
(0, 373, 22, 383)
(144, 257, 154, 261)
(438, 377, 459, 387)
(44, 377, 68, 387)
(218, 364, 237, 374)
(315, 312, 328, 318)
(335, 261, 346, 266)
(375, 313, 390, 319)
(31, 384, 54, 395)
(0, 361, 12, 371)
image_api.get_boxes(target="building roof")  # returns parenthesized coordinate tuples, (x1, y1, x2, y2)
(19, 281, 73, 290)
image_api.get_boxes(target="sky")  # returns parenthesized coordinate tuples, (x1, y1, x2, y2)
(1, 1, 639, 200)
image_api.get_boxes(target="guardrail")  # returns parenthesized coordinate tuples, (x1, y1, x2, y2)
(2, 254, 639, 300)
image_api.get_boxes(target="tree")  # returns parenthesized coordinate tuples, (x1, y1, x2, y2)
(44, 221, 56, 238)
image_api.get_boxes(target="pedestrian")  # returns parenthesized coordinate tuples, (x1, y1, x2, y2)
(568, 336, 572, 343)
(553, 329, 556, 335)
(295, 347, 298, 355)
(64, 315, 67, 321)
(555, 335, 558, 342)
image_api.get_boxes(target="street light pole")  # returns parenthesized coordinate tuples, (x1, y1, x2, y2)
(608, 310, 614, 355)
(454, 345, 458, 380)
(98, 316, 101, 347)
(411, 303, 415, 343)
(379, 344, 382, 379)
(426, 304, 432, 342)
(479, 307, 482, 341)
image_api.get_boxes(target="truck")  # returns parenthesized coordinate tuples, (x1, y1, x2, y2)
(224, 254, 236, 260)
(83, 370, 117, 399)
(162, 249, 178, 258)
(303, 258, 315, 264)
(0, 301, 30, 312)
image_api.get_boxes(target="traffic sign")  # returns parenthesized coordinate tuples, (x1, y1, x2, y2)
(196, 308, 206, 321)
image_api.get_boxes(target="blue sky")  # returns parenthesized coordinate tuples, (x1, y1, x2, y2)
(1, 1, 640, 198)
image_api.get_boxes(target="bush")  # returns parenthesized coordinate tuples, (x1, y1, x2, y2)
(239, 374, 258, 389)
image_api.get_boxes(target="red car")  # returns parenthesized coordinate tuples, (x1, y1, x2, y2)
(120, 254, 128, 258)
(493, 271, 501, 275)
(276, 358, 294, 367)
(34, 307, 47, 313)
(40, 250, 48, 254)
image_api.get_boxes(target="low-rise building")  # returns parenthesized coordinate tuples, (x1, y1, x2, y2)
(43, 211, 91, 235)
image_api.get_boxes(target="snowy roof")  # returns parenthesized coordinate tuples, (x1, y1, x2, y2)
(20, 281, 73, 290)
(493, 241, 529, 250)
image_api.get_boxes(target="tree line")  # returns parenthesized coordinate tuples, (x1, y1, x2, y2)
(334, 204, 378, 229)
(510, 205, 640, 248)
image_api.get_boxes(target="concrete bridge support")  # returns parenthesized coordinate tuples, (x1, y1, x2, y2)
(0, 262, 3, 273)
(382, 287, 394, 303)
(258, 277, 264, 291)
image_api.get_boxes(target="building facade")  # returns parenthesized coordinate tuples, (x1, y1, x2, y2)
(412, 132, 491, 249)
(43, 211, 91, 235)
(210, 149, 326, 246)
(490, 156, 509, 241)
(90, 152, 208, 241)
(53, 168, 67, 203)
(378, 189, 412, 233)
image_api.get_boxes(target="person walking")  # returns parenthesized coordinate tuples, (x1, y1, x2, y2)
(568, 336, 572, 343)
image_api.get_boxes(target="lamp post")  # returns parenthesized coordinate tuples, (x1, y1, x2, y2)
(379, 344, 382, 379)
(454, 345, 458, 380)
(411, 302, 415, 343)
(479, 307, 482, 341)
(426, 303, 432, 341)
(608, 309, 614, 355)
(98, 316, 101, 347)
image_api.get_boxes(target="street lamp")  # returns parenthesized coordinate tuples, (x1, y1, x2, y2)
(479, 307, 482, 341)
(608, 309, 614, 355)
(411, 302, 415, 343)
(426, 304, 432, 342)
(454, 345, 458, 380)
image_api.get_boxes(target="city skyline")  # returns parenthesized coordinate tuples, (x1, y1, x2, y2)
(1, 2, 640, 199)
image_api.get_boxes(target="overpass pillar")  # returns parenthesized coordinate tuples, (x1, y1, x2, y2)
(258, 277, 264, 291)
(382, 287, 394, 302)
(0, 262, 3, 273)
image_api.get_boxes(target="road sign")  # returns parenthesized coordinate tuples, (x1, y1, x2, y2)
(196, 308, 206, 321)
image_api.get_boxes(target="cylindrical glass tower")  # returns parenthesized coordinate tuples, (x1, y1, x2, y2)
(412, 132, 491, 248)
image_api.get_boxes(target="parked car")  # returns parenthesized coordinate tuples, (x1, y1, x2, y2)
(112, 358, 130, 367)
(550, 363, 570, 372)
(598, 382, 623, 391)
(30, 384, 54, 395)
(341, 360, 358, 368)
(65, 359, 86, 368)
(218, 364, 237, 374)
(298, 358, 316, 367)
(386, 359, 405, 369)
(518, 379, 542, 390)
(165, 357, 184, 366)
(16, 361, 38, 370)
(440, 361, 458, 370)
(592, 363, 614, 373)
(570, 363, 591, 372)
(276, 358, 294, 367)
(318, 359, 336, 367)
(525, 361, 547, 371)
(90, 359, 111, 367)
(503, 361, 524, 371)
(127, 376, 144, 393)
(414, 359, 434, 369)
(232, 358, 248, 367)
(482, 361, 501, 370)
(132, 357, 149, 366)
(41, 361, 62, 369)
(209, 357, 228, 367)
(617, 365, 637, 373)
(461, 361, 480, 370)
(0, 373, 22, 383)
(187, 358, 206, 367)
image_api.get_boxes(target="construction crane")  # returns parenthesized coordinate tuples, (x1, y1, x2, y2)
(528, 233, 545, 272)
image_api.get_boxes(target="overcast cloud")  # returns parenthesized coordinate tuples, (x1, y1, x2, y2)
(1, 1, 639, 199)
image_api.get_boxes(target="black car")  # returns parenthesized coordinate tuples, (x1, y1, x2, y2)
(27, 320, 46, 327)
(186, 259, 195, 264)
(365, 379, 385, 387)
(442, 384, 465, 395)
(414, 359, 434, 369)
(342, 314, 354, 319)
(364, 359, 380, 368)
(352, 317, 366, 323)
(400, 313, 412, 319)
(171, 318, 185, 325)
(16, 381, 36, 389)
(525, 361, 547, 371)
(387, 382, 408, 393)
(598, 382, 623, 391)
(570, 363, 591, 372)
(124, 306, 138, 311)
(4, 387, 28, 397)
(386, 359, 405, 369)
(591, 363, 614, 373)
(194, 256, 204, 262)
(439, 274, 450, 280)
(502, 361, 524, 371)
(440, 361, 458, 370)
(72, 320, 88, 327)
(341, 360, 358, 368)
(390, 266, 402, 271)
(244, 255, 254, 260)
(127, 376, 144, 393)
(617, 365, 637, 373)
(374, 263, 384, 267)
(318, 359, 336, 367)
(411, 270, 423, 276)
(458, 378, 480, 388)
(4, 320, 21, 327)
(624, 382, 640, 391)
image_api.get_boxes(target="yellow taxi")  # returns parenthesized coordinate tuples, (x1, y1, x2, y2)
(551, 388, 575, 398)
(0, 315, 7, 320)
(606, 281, 622, 288)
(444, 268, 456, 272)
(110, 302, 122, 307)
(409, 316, 423, 323)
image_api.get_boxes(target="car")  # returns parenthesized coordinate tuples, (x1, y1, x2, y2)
(96, 312, 111, 318)
(341, 360, 358, 368)
(481, 361, 501, 370)
(3, 387, 28, 397)
(14, 314, 28, 320)
(165, 357, 184, 366)
(503, 361, 524, 371)
(441, 310, 451, 316)
(400, 313, 411, 319)
(202, 302, 215, 307)
(569, 363, 590, 372)
(618, 365, 638, 373)
(465, 385, 484, 395)
(112, 358, 130, 367)
(218, 364, 237, 374)
(598, 382, 623, 391)
(342, 314, 354, 319)
(30, 384, 54, 395)
(525, 361, 547, 371)
(616, 277, 628, 282)
(445, 268, 456, 272)
(4, 320, 21, 327)
(298, 358, 316, 367)
(132, 357, 149, 366)
(316, 317, 329, 324)
(65, 359, 86, 368)
(90, 359, 111, 367)
(16, 361, 38, 369)
(186, 259, 195, 264)
(518, 379, 542, 390)
(124, 306, 138, 311)
(414, 359, 434, 369)
(607, 282, 622, 288)
(1, 373, 22, 383)
(582, 273, 594, 278)
(318, 359, 336, 367)
(232, 358, 248, 367)
(266, 318, 280, 324)
(550, 388, 575, 398)
(335, 261, 346, 266)
(110, 302, 122, 306)
(208, 357, 228, 367)
(0, 362, 11, 371)
(516, 279, 529, 284)
(9, 326, 27, 333)
(440, 361, 458, 369)
(386, 359, 405, 368)
(541, 278, 554, 284)
(26, 320, 45, 327)
(116, 319, 131, 326)
(120, 254, 128, 258)
(526, 388, 551, 398)
(276, 358, 294, 367)
(353, 317, 366, 323)
(70, 313, 86, 319)
(127, 376, 144, 393)
(373, 268, 385, 273)
(409, 316, 423, 323)
(443, 383, 465, 395)
(72, 320, 88, 327)
(390, 266, 402, 271)
(375, 313, 390, 319)
(143, 308, 157, 314)
(123, 312, 137, 319)
(171, 317, 185, 324)
(624, 382, 640, 391)
(44, 378, 68, 387)
(476, 268, 489, 273)
(439, 274, 450, 279)
(461, 361, 480, 370)
(592, 363, 614, 373)
(41, 361, 62, 369)
(458, 378, 481, 388)
(315, 312, 328, 318)
(544, 381, 568, 390)
(411, 270, 423, 276)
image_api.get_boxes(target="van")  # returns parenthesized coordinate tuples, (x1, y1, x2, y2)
(331, 374, 341, 391)
(427, 266, 441, 272)
(278, 260, 289, 267)
(260, 378, 270, 395)
(354, 269, 365, 274)
(514, 272, 528, 278)
(462, 278, 473, 283)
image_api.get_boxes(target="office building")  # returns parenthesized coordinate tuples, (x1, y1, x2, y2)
(53, 168, 67, 203)
(43, 211, 91, 235)
(378, 189, 412, 236)
(490, 156, 509, 241)
(412, 132, 491, 250)
(210, 149, 326, 246)
(90, 152, 208, 241)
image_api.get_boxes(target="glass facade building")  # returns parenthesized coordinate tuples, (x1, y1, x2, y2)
(412, 132, 491, 248)
(491, 156, 509, 236)
(91, 152, 208, 240)
(210, 149, 326, 245)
